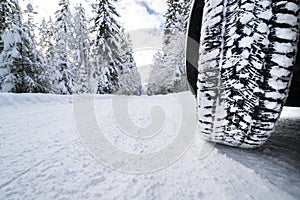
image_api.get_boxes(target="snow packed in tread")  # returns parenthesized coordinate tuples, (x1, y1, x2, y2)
(196, 0, 300, 148)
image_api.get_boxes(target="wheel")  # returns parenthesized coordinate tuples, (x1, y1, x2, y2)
(186, 0, 300, 148)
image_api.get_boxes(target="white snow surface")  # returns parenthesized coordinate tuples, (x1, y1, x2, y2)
(0, 92, 299, 199)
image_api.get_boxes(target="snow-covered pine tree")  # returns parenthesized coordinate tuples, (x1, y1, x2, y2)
(53, 0, 75, 94)
(164, 0, 181, 45)
(147, 0, 191, 95)
(73, 4, 91, 94)
(90, 0, 122, 94)
(22, 3, 50, 92)
(38, 19, 53, 60)
(0, 0, 23, 92)
(38, 18, 57, 92)
(147, 51, 175, 95)
(0, 0, 18, 53)
(0, 1, 49, 93)
(116, 30, 142, 95)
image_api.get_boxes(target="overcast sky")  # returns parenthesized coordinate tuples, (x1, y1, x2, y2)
(19, 0, 167, 31)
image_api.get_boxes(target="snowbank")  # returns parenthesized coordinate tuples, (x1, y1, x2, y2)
(0, 93, 73, 107)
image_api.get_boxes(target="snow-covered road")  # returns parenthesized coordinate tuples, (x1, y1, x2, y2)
(0, 92, 299, 199)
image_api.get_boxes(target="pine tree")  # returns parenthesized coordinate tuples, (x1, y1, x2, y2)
(0, 0, 19, 53)
(38, 18, 57, 93)
(164, 0, 181, 45)
(53, 0, 75, 94)
(22, 3, 50, 92)
(73, 4, 91, 94)
(90, 0, 143, 95)
(116, 31, 142, 95)
(90, 0, 122, 94)
(38, 18, 55, 67)
(0, 1, 49, 93)
(147, 51, 173, 95)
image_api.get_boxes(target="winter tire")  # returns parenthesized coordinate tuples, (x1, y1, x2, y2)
(186, 0, 300, 148)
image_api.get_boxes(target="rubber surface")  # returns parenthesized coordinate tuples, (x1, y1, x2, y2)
(187, 0, 300, 148)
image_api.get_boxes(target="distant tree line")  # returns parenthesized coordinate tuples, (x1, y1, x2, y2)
(0, 0, 142, 95)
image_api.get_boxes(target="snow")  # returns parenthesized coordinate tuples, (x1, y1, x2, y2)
(203, 49, 220, 62)
(270, 66, 291, 77)
(257, 0, 271, 9)
(210, 0, 223, 9)
(275, 14, 298, 26)
(268, 78, 288, 90)
(273, 42, 295, 54)
(239, 37, 254, 48)
(265, 92, 285, 100)
(241, 3, 255, 12)
(284, 2, 299, 13)
(256, 22, 268, 33)
(207, 16, 221, 28)
(256, 9, 272, 21)
(0, 93, 300, 199)
(274, 28, 298, 41)
(271, 54, 294, 68)
(210, 5, 223, 17)
(264, 101, 280, 110)
(241, 50, 250, 59)
(233, 83, 244, 90)
(0, 92, 299, 199)
(240, 12, 254, 24)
